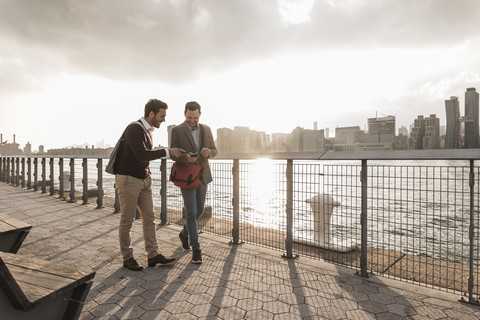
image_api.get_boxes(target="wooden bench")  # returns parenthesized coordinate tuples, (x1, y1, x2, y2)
(0, 212, 32, 253)
(0, 252, 95, 320)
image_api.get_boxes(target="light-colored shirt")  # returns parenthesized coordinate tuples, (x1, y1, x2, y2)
(140, 117, 169, 157)
(189, 124, 200, 151)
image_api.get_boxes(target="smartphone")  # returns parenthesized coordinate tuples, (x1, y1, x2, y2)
(190, 152, 198, 157)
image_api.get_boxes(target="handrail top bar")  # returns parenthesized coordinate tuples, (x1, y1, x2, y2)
(2, 149, 480, 160)
(217, 149, 480, 160)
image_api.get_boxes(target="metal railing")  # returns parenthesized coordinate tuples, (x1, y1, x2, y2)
(1, 149, 480, 304)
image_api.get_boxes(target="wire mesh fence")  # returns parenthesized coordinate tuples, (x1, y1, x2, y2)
(2, 154, 480, 302)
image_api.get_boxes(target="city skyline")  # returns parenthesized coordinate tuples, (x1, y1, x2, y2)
(2, 83, 478, 154)
(1, 1, 480, 150)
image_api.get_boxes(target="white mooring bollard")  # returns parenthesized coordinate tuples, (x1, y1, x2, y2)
(294, 193, 358, 252)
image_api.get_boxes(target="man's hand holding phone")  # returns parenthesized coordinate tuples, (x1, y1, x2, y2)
(187, 152, 198, 163)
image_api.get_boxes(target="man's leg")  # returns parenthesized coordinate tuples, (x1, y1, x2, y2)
(181, 188, 200, 250)
(136, 175, 159, 260)
(196, 182, 207, 221)
(115, 174, 142, 261)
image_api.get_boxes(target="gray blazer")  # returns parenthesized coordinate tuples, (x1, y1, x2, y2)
(170, 121, 218, 184)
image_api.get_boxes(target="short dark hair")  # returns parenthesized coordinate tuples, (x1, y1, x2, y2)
(145, 99, 168, 118)
(185, 101, 201, 113)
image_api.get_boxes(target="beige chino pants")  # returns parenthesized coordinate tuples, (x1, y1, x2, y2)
(115, 174, 159, 261)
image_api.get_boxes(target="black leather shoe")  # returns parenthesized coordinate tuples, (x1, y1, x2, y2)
(148, 253, 176, 267)
(179, 232, 190, 250)
(123, 258, 143, 271)
(192, 249, 202, 264)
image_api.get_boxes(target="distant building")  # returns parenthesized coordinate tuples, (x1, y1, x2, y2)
(291, 127, 324, 152)
(409, 116, 425, 150)
(216, 127, 233, 153)
(24, 142, 32, 155)
(398, 126, 408, 136)
(394, 134, 408, 150)
(367, 115, 395, 143)
(216, 126, 267, 153)
(334, 126, 363, 151)
(423, 114, 441, 149)
(270, 133, 291, 152)
(445, 96, 461, 149)
(464, 87, 479, 148)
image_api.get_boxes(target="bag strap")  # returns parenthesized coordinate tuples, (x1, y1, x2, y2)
(132, 120, 153, 150)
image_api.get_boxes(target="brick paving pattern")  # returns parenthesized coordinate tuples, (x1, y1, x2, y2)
(1, 183, 480, 319)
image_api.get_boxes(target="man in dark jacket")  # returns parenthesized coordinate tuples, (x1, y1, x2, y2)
(116, 99, 184, 271)
(170, 101, 218, 264)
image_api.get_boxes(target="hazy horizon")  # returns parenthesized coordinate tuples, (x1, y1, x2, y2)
(1, 0, 480, 150)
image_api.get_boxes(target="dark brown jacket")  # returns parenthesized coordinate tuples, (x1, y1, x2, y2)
(116, 120, 166, 179)
(170, 121, 218, 184)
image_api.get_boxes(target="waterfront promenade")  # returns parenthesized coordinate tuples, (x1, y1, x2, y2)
(1, 183, 479, 319)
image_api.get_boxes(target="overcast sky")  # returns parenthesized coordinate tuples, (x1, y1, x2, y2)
(1, 0, 480, 150)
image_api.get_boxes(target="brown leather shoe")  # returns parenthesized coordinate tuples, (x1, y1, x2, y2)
(148, 253, 176, 267)
(123, 258, 143, 271)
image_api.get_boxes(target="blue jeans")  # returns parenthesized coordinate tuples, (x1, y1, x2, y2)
(180, 181, 207, 250)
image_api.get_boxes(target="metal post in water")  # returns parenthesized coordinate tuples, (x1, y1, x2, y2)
(58, 158, 64, 197)
(15, 158, 19, 186)
(49, 158, 54, 195)
(283, 159, 298, 259)
(82, 158, 88, 205)
(0, 157, 3, 182)
(27, 158, 31, 189)
(41, 158, 46, 193)
(96, 158, 103, 208)
(356, 159, 370, 278)
(10, 157, 15, 185)
(11, 158, 15, 185)
(21, 158, 25, 188)
(231, 159, 240, 244)
(114, 183, 120, 213)
(69, 158, 75, 201)
(33, 158, 38, 191)
(15, 158, 20, 186)
(160, 159, 167, 224)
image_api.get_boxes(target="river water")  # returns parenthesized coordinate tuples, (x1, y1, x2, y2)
(63, 158, 477, 264)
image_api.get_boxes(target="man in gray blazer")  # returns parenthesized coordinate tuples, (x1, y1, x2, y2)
(170, 101, 218, 264)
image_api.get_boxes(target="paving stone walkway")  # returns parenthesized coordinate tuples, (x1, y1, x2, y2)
(1, 182, 480, 319)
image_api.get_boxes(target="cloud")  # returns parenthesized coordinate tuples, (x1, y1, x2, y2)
(1, 0, 479, 87)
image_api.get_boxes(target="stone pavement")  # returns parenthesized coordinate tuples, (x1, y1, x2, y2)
(1, 183, 480, 320)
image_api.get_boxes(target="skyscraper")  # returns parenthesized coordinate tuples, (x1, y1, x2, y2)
(464, 87, 479, 148)
(445, 96, 460, 149)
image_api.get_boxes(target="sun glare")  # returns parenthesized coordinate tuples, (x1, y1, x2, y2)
(278, 0, 315, 24)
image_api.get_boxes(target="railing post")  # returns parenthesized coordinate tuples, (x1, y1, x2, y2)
(58, 158, 64, 197)
(231, 159, 240, 244)
(7, 157, 11, 183)
(114, 183, 120, 213)
(16, 158, 20, 186)
(69, 158, 75, 201)
(41, 158, 46, 193)
(10, 157, 15, 185)
(96, 158, 103, 208)
(33, 158, 38, 191)
(356, 159, 370, 278)
(27, 158, 31, 189)
(283, 159, 297, 259)
(0, 157, 4, 182)
(49, 158, 55, 195)
(82, 158, 88, 205)
(21, 158, 25, 188)
(160, 159, 167, 224)
(460, 160, 479, 304)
